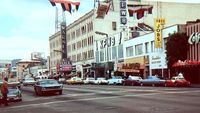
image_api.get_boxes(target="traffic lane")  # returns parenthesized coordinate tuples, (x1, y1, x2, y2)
(1, 89, 200, 113)
(1, 86, 200, 113)
(17, 85, 200, 106)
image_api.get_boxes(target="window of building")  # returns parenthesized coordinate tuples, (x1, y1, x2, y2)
(112, 21, 117, 30)
(81, 26, 86, 35)
(145, 42, 149, 54)
(118, 44, 123, 58)
(112, 46, 117, 60)
(72, 31, 75, 40)
(76, 28, 80, 38)
(96, 51, 99, 62)
(108, 47, 111, 61)
(100, 50, 104, 61)
(151, 41, 155, 52)
(163, 38, 167, 50)
(126, 46, 133, 57)
(135, 44, 143, 55)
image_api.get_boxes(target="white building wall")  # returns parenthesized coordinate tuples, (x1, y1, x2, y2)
(124, 25, 178, 76)
(128, 1, 200, 29)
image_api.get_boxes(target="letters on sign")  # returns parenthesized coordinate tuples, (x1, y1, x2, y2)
(188, 32, 200, 44)
(120, 0, 127, 28)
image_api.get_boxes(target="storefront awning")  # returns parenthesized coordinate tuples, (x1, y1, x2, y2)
(173, 60, 200, 67)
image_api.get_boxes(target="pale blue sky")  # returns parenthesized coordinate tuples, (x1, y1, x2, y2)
(0, 0, 94, 60)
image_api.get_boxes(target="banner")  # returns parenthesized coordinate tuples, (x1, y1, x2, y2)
(154, 18, 165, 48)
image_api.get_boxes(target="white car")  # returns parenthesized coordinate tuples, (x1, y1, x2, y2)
(107, 76, 123, 85)
(22, 77, 36, 86)
(83, 77, 95, 84)
(94, 77, 108, 85)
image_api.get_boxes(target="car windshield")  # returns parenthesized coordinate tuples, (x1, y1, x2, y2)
(8, 87, 18, 93)
(39, 80, 58, 85)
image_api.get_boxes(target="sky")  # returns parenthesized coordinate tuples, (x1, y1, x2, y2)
(0, 0, 94, 60)
(0, 0, 200, 60)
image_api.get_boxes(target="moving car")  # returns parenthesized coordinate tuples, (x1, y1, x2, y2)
(140, 76, 166, 86)
(122, 75, 142, 86)
(22, 77, 36, 86)
(66, 76, 84, 85)
(94, 77, 108, 85)
(34, 79, 63, 96)
(107, 76, 123, 85)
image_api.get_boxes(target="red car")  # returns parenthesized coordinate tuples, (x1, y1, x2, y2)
(165, 76, 190, 87)
(171, 76, 190, 87)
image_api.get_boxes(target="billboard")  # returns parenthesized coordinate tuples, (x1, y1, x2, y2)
(31, 52, 44, 60)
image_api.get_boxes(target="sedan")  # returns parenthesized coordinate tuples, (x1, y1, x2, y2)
(0, 86, 22, 102)
(94, 77, 108, 85)
(140, 76, 166, 86)
(122, 75, 142, 86)
(66, 77, 84, 85)
(107, 76, 123, 85)
(171, 76, 190, 87)
(22, 77, 36, 86)
(34, 79, 63, 96)
(83, 77, 96, 84)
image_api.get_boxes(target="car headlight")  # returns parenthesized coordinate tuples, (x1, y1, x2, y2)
(60, 85, 63, 89)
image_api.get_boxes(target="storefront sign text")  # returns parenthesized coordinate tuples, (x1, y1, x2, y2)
(188, 32, 200, 44)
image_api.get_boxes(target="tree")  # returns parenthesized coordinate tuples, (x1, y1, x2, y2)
(166, 32, 189, 69)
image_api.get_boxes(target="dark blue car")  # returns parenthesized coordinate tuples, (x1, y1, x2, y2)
(34, 79, 63, 96)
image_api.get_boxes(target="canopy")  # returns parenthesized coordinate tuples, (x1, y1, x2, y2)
(49, 0, 80, 13)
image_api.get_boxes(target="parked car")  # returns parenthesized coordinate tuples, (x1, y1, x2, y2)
(34, 79, 63, 96)
(122, 75, 142, 86)
(22, 77, 36, 86)
(58, 77, 66, 84)
(66, 77, 84, 85)
(171, 75, 190, 87)
(94, 77, 108, 85)
(107, 76, 123, 85)
(140, 76, 166, 86)
(0, 86, 22, 102)
(83, 77, 95, 84)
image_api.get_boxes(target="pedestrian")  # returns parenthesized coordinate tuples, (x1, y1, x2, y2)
(0, 77, 9, 106)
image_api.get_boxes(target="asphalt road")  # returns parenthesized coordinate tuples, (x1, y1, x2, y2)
(0, 85, 200, 113)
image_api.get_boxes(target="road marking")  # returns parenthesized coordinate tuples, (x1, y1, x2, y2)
(1, 90, 200, 110)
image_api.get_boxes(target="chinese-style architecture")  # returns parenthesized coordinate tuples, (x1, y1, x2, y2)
(173, 20, 200, 83)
